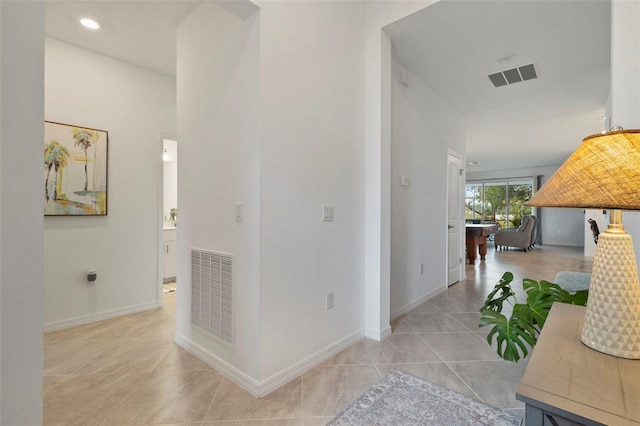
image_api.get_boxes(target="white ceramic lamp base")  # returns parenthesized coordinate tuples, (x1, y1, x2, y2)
(581, 231, 640, 359)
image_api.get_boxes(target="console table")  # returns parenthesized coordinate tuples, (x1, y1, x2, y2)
(516, 303, 640, 426)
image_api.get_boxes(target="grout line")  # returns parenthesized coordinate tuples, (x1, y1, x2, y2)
(415, 333, 447, 364)
(95, 363, 158, 425)
(203, 375, 226, 423)
(442, 360, 484, 403)
(362, 337, 383, 378)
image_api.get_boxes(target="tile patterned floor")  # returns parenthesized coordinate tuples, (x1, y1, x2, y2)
(44, 244, 592, 425)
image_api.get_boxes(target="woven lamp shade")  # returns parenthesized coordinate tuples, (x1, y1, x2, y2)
(527, 130, 640, 210)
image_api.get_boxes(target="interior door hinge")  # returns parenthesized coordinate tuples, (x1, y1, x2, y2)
(459, 169, 464, 176)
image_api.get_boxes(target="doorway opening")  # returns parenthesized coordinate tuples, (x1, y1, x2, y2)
(162, 138, 177, 295)
(447, 150, 464, 286)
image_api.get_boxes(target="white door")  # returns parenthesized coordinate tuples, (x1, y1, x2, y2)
(447, 151, 463, 286)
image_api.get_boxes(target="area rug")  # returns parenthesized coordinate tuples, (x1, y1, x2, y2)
(327, 369, 522, 426)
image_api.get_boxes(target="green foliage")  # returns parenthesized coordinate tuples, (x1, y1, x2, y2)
(72, 127, 98, 152)
(44, 140, 70, 169)
(44, 141, 70, 202)
(71, 127, 99, 192)
(481, 272, 515, 312)
(466, 183, 533, 226)
(480, 309, 537, 363)
(479, 272, 589, 362)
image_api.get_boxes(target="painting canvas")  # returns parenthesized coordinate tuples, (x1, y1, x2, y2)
(44, 121, 108, 215)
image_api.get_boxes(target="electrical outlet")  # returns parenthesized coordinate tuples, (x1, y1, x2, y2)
(326, 292, 334, 309)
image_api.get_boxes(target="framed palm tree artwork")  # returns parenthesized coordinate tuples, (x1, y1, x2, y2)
(44, 121, 108, 216)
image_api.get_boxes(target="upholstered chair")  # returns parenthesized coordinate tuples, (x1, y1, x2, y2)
(495, 215, 537, 251)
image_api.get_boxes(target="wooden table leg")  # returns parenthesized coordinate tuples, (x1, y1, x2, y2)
(467, 235, 489, 263)
(466, 236, 478, 264)
(478, 236, 488, 260)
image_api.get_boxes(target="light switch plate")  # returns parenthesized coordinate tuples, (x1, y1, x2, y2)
(235, 202, 243, 222)
(326, 292, 334, 309)
(322, 205, 334, 222)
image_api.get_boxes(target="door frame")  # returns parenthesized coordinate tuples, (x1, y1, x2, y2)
(157, 133, 177, 307)
(446, 149, 465, 285)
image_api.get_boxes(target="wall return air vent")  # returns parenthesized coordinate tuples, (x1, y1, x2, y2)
(488, 63, 537, 88)
(191, 249, 233, 346)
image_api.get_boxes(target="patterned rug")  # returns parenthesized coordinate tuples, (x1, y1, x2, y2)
(328, 369, 522, 426)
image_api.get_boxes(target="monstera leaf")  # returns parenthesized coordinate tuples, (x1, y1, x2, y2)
(570, 290, 589, 306)
(523, 278, 571, 304)
(480, 308, 537, 362)
(481, 272, 516, 312)
(479, 273, 589, 363)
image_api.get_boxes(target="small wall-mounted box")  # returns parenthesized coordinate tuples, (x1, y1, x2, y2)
(87, 270, 97, 282)
(322, 205, 334, 222)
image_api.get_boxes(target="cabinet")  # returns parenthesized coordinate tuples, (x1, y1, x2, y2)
(516, 303, 640, 426)
(163, 229, 177, 282)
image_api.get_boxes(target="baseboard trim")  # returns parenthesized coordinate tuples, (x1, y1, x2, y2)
(259, 328, 364, 396)
(390, 285, 447, 321)
(365, 324, 392, 342)
(175, 328, 365, 398)
(174, 333, 262, 396)
(43, 300, 160, 333)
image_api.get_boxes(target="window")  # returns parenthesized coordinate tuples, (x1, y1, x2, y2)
(465, 179, 533, 229)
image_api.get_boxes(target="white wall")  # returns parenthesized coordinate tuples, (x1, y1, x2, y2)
(257, 0, 367, 380)
(390, 60, 465, 317)
(0, 2, 44, 423)
(43, 38, 176, 328)
(363, 0, 435, 341)
(177, 0, 371, 388)
(176, 1, 261, 382)
(610, 0, 640, 128)
(163, 160, 177, 223)
(539, 207, 584, 247)
(176, 1, 448, 393)
(610, 0, 640, 269)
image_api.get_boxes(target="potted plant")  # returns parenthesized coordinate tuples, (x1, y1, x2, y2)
(479, 272, 588, 362)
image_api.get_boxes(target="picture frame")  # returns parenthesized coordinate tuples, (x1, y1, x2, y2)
(44, 121, 108, 216)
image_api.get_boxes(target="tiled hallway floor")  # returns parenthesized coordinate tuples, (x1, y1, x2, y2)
(44, 244, 592, 425)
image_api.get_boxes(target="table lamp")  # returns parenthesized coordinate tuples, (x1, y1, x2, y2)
(526, 129, 640, 359)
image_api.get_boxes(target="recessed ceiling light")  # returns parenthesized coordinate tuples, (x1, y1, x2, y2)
(468, 161, 480, 166)
(80, 18, 100, 30)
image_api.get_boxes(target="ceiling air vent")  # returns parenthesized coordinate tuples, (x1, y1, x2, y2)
(488, 63, 537, 88)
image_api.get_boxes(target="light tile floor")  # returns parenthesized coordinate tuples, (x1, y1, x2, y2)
(44, 244, 592, 425)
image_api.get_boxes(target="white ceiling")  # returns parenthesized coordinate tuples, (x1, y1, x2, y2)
(386, 0, 611, 171)
(45, 0, 201, 77)
(45, 0, 612, 172)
